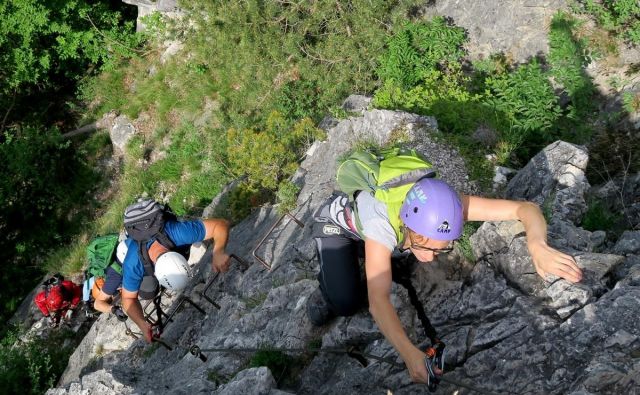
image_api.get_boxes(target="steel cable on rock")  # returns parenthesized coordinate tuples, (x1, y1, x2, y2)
(150, 337, 500, 395)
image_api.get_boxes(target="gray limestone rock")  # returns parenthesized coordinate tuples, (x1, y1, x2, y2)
(546, 253, 623, 318)
(214, 367, 280, 395)
(341, 95, 372, 114)
(506, 140, 590, 225)
(122, 0, 183, 32)
(46, 109, 640, 395)
(109, 115, 136, 155)
(422, 0, 568, 63)
(613, 230, 640, 256)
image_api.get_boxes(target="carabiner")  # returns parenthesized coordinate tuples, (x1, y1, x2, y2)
(424, 340, 446, 392)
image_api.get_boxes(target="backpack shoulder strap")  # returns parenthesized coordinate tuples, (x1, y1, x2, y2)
(155, 231, 176, 251)
(137, 241, 155, 277)
(136, 229, 177, 277)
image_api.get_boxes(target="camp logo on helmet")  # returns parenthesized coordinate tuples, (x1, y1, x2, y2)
(436, 221, 451, 234)
(323, 224, 341, 236)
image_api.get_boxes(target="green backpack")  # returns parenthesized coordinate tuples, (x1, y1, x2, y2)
(86, 234, 122, 278)
(336, 147, 436, 240)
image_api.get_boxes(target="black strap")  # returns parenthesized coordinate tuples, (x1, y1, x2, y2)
(392, 263, 439, 344)
(398, 277, 438, 343)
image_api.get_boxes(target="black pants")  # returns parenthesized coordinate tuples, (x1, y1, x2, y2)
(314, 224, 419, 315)
(313, 220, 367, 316)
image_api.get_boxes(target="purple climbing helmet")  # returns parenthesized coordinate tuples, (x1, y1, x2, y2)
(399, 178, 464, 241)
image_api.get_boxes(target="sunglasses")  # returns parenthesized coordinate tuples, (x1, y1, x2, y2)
(407, 232, 455, 254)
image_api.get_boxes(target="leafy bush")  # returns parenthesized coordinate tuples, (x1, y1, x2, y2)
(376, 18, 467, 90)
(374, 64, 487, 135)
(579, 0, 640, 44)
(457, 222, 481, 263)
(0, 327, 76, 395)
(0, 0, 141, 128)
(227, 183, 271, 223)
(276, 181, 301, 215)
(275, 79, 322, 122)
(622, 91, 640, 114)
(249, 346, 313, 388)
(0, 127, 98, 324)
(373, 18, 569, 178)
(485, 61, 562, 136)
(227, 113, 324, 191)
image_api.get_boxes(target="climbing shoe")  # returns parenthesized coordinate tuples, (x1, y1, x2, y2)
(306, 288, 335, 326)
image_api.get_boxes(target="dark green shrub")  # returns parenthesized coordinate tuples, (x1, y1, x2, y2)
(275, 79, 322, 122)
(0, 127, 97, 325)
(250, 349, 294, 383)
(484, 61, 562, 136)
(0, 0, 141, 128)
(582, 199, 621, 232)
(0, 327, 76, 395)
(457, 221, 482, 263)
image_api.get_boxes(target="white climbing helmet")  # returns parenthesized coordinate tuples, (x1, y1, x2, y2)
(155, 251, 191, 291)
(116, 240, 128, 264)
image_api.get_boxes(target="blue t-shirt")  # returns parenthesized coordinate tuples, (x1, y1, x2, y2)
(122, 220, 206, 292)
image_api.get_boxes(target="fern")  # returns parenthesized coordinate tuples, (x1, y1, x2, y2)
(377, 18, 467, 90)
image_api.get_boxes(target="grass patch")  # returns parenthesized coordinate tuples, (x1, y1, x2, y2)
(243, 292, 268, 310)
(249, 343, 319, 389)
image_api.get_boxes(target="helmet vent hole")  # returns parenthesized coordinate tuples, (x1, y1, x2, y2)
(413, 207, 419, 213)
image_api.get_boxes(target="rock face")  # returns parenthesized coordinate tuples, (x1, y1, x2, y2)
(48, 108, 639, 395)
(109, 115, 137, 155)
(422, 0, 567, 63)
(122, 0, 182, 32)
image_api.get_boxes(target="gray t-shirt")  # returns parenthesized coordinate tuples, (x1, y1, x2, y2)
(356, 191, 398, 252)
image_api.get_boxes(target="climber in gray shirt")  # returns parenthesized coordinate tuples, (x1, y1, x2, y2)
(307, 178, 582, 384)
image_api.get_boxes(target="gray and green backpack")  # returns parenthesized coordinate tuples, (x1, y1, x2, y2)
(336, 147, 436, 241)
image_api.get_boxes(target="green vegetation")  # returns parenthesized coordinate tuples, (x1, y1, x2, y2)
(548, 12, 596, 139)
(582, 199, 621, 233)
(373, 13, 601, 176)
(0, 326, 76, 395)
(249, 348, 295, 380)
(2, 1, 638, 392)
(577, 0, 640, 45)
(0, 0, 140, 128)
(457, 222, 482, 263)
(249, 344, 317, 388)
(0, 128, 103, 324)
(0, 0, 139, 331)
(243, 292, 269, 310)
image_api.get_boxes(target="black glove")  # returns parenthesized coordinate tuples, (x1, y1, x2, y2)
(111, 305, 128, 322)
